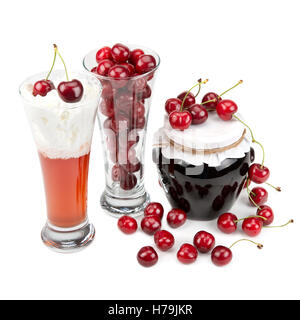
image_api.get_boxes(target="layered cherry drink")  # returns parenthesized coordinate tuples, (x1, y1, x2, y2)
(84, 43, 160, 216)
(20, 66, 100, 251)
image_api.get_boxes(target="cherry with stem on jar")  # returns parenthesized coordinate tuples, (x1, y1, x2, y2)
(55, 44, 84, 103)
(202, 80, 243, 111)
(211, 239, 263, 267)
(32, 45, 57, 97)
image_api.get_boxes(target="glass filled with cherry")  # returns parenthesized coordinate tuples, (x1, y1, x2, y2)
(83, 43, 160, 217)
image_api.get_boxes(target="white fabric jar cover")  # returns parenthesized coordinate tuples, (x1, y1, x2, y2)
(153, 112, 252, 167)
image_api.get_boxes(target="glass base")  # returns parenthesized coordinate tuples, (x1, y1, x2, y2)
(41, 220, 95, 253)
(101, 190, 150, 218)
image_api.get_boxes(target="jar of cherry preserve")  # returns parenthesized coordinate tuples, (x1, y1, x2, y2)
(153, 113, 254, 220)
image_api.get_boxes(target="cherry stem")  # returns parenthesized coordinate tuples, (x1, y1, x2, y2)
(230, 239, 263, 249)
(219, 80, 243, 97)
(180, 79, 208, 112)
(233, 114, 265, 167)
(246, 178, 261, 209)
(46, 45, 57, 81)
(265, 182, 281, 192)
(185, 98, 217, 110)
(234, 215, 267, 223)
(264, 219, 294, 228)
(54, 44, 69, 81)
(194, 79, 202, 98)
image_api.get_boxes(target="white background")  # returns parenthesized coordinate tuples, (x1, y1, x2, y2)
(0, 0, 299, 300)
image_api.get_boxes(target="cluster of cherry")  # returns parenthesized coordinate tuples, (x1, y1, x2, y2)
(165, 79, 243, 130)
(91, 43, 157, 190)
(32, 44, 83, 103)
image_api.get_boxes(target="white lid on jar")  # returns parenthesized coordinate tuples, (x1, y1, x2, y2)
(153, 112, 252, 167)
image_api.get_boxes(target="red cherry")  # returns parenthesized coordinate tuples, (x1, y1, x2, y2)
(248, 163, 270, 184)
(167, 208, 187, 228)
(96, 46, 112, 63)
(111, 43, 130, 63)
(108, 65, 129, 88)
(96, 59, 115, 76)
(119, 62, 135, 75)
(169, 111, 192, 131)
(242, 217, 263, 237)
(141, 85, 151, 99)
(201, 92, 221, 110)
(32, 80, 55, 97)
(257, 205, 274, 225)
(249, 187, 268, 206)
(122, 161, 141, 173)
(177, 244, 198, 264)
(137, 246, 158, 267)
(165, 98, 182, 114)
(217, 213, 238, 234)
(211, 246, 232, 266)
(117, 215, 138, 234)
(141, 215, 161, 235)
(100, 98, 114, 117)
(189, 104, 208, 124)
(144, 202, 164, 220)
(177, 91, 196, 107)
(111, 164, 121, 182)
(119, 170, 137, 190)
(135, 55, 156, 74)
(154, 230, 175, 251)
(129, 49, 144, 65)
(57, 79, 84, 103)
(193, 231, 215, 253)
(216, 99, 238, 121)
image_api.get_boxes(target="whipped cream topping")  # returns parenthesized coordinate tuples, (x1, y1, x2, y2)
(20, 71, 101, 159)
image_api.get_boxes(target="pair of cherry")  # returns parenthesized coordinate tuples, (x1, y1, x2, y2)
(93, 43, 156, 84)
(33, 44, 84, 103)
(166, 80, 242, 131)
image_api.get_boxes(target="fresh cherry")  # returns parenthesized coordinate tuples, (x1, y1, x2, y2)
(257, 205, 274, 225)
(248, 163, 270, 184)
(169, 111, 192, 131)
(242, 217, 263, 237)
(217, 213, 238, 234)
(154, 230, 175, 251)
(119, 62, 135, 75)
(167, 209, 187, 228)
(135, 54, 156, 74)
(216, 99, 238, 121)
(108, 65, 129, 88)
(193, 231, 215, 253)
(58, 79, 84, 103)
(97, 59, 115, 76)
(119, 170, 137, 190)
(117, 215, 138, 234)
(249, 187, 268, 206)
(111, 164, 121, 182)
(201, 92, 221, 110)
(129, 49, 144, 65)
(177, 92, 195, 107)
(111, 43, 130, 63)
(177, 244, 198, 264)
(96, 46, 112, 63)
(144, 202, 164, 220)
(211, 246, 232, 266)
(165, 98, 182, 114)
(137, 246, 158, 267)
(141, 215, 161, 235)
(189, 104, 208, 124)
(100, 99, 114, 117)
(32, 80, 55, 97)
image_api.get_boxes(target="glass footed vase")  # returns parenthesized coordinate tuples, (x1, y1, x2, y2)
(83, 45, 160, 217)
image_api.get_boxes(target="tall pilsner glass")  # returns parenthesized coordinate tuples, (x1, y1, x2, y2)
(83, 46, 160, 217)
(19, 70, 101, 252)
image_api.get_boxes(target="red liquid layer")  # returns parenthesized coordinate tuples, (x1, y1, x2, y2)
(39, 152, 90, 228)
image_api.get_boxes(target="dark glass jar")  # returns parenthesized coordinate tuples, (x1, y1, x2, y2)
(153, 147, 254, 220)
